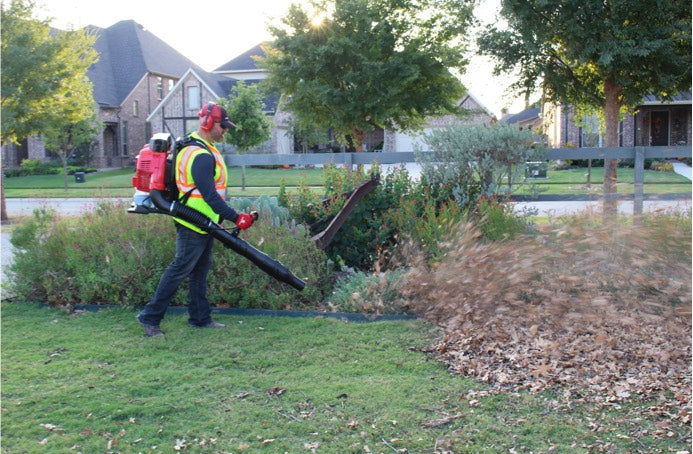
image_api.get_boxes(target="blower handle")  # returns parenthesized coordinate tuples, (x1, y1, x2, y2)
(231, 211, 259, 237)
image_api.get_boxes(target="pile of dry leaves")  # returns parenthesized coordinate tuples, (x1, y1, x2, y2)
(399, 215, 691, 426)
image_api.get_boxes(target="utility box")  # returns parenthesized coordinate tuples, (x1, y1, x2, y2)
(525, 162, 547, 179)
(74, 172, 86, 183)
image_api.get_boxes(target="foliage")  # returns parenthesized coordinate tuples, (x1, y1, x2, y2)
(3, 159, 98, 178)
(381, 195, 465, 264)
(649, 160, 674, 172)
(43, 116, 102, 191)
(282, 163, 466, 270)
(419, 123, 544, 207)
(325, 269, 407, 314)
(283, 178, 325, 225)
(1, 0, 99, 145)
(288, 116, 331, 153)
(261, 0, 474, 150)
(475, 197, 533, 242)
(3, 159, 59, 177)
(230, 195, 307, 236)
(219, 81, 272, 152)
(7, 202, 330, 309)
(477, 0, 692, 199)
(477, 0, 691, 113)
(318, 165, 418, 270)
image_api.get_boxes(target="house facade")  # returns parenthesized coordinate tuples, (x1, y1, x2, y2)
(543, 93, 692, 148)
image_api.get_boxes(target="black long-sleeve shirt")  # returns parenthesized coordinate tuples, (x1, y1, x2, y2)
(189, 152, 238, 223)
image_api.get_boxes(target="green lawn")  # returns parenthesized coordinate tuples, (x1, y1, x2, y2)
(3, 166, 690, 198)
(2, 302, 689, 452)
(3, 167, 326, 198)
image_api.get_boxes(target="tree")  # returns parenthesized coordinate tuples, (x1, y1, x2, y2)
(288, 117, 330, 153)
(43, 116, 101, 191)
(478, 0, 691, 215)
(218, 81, 272, 152)
(260, 0, 475, 152)
(1, 0, 98, 217)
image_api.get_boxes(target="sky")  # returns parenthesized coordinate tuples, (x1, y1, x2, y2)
(37, 0, 526, 118)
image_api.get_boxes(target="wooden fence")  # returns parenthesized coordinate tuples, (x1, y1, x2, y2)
(224, 145, 692, 214)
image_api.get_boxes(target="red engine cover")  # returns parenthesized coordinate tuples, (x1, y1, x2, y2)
(132, 145, 168, 192)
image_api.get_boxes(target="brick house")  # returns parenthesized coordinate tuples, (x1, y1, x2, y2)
(543, 93, 692, 148)
(2, 20, 202, 169)
(147, 44, 291, 154)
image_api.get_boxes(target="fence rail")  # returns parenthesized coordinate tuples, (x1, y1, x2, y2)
(224, 145, 691, 214)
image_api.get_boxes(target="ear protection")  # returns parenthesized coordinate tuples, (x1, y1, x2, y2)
(199, 103, 215, 131)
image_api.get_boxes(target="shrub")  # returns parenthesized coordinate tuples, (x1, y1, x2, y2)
(475, 197, 533, 242)
(325, 269, 407, 314)
(8, 202, 331, 309)
(4, 159, 59, 177)
(648, 160, 674, 172)
(418, 123, 545, 207)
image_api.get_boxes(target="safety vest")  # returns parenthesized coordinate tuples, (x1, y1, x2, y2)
(173, 132, 228, 234)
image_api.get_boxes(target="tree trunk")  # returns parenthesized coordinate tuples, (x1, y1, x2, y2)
(351, 128, 365, 152)
(63, 156, 69, 192)
(603, 78, 622, 217)
(1, 161, 7, 222)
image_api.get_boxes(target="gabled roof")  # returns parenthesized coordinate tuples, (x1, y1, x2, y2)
(214, 43, 266, 72)
(87, 20, 204, 107)
(147, 69, 278, 123)
(502, 106, 541, 125)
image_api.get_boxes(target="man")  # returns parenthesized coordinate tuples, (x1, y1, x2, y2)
(137, 102, 255, 337)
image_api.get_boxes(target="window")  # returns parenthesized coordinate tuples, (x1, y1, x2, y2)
(133, 100, 139, 117)
(187, 86, 200, 110)
(157, 77, 163, 100)
(580, 114, 602, 147)
(169, 79, 174, 91)
(122, 121, 128, 155)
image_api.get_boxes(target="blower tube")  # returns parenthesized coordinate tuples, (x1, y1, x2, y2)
(149, 190, 306, 291)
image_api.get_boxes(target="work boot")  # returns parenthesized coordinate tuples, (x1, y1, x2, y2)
(190, 320, 226, 329)
(137, 316, 164, 337)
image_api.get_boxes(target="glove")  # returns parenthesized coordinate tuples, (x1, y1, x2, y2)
(235, 212, 254, 230)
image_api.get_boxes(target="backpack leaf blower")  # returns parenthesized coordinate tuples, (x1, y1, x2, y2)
(128, 133, 306, 291)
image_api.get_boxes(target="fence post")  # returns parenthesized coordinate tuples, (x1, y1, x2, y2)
(241, 165, 246, 191)
(634, 147, 645, 215)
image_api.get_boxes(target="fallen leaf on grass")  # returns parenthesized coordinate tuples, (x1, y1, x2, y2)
(420, 414, 463, 428)
(266, 386, 286, 396)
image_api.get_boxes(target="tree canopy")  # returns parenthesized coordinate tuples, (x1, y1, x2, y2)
(478, 0, 691, 113)
(477, 0, 691, 210)
(260, 0, 475, 151)
(1, 0, 99, 145)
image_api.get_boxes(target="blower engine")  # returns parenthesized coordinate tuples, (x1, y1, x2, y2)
(128, 133, 306, 291)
